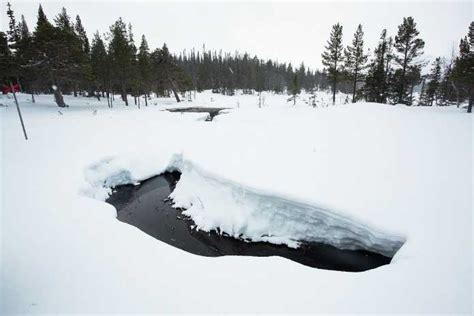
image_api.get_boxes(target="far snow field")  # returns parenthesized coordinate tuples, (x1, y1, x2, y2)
(1, 90, 472, 313)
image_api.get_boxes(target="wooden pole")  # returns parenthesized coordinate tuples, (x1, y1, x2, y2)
(10, 82, 28, 140)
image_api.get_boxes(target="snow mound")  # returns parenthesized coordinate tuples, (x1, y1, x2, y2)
(84, 154, 405, 257)
(170, 160, 405, 257)
(82, 157, 138, 200)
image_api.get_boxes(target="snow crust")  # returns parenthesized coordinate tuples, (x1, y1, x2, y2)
(1, 91, 472, 313)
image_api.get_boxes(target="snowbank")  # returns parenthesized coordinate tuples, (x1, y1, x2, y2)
(84, 153, 404, 256)
(170, 159, 405, 256)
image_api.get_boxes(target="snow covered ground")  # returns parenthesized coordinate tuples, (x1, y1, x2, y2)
(1, 90, 472, 313)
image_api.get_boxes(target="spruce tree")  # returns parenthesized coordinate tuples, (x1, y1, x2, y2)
(344, 24, 367, 102)
(393, 17, 425, 104)
(16, 15, 36, 97)
(290, 74, 300, 105)
(108, 18, 132, 105)
(31, 5, 66, 105)
(54, 7, 74, 32)
(0, 31, 12, 83)
(364, 29, 393, 103)
(5, 2, 20, 86)
(137, 34, 151, 104)
(75, 15, 90, 54)
(451, 23, 474, 113)
(421, 57, 442, 106)
(6, 2, 19, 46)
(437, 57, 454, 105)
(36, 4, 48, 27)
(127, 23, 140, 105)
(90, 32, 109, 96)
(53, 7, 84, 98)
(321, 23, 344, 104)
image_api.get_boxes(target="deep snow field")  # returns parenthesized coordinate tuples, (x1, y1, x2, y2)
(1, 90, 472, 313)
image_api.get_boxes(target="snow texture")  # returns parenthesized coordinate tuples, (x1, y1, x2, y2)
(1, 90, 472, 313)
(86, 153, 404, 256)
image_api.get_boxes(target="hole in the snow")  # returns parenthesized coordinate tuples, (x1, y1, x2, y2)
(166, 107, 228, 121)
(106, 172, 393, 272)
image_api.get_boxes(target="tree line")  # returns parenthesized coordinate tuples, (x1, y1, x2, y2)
(175, 48, 328, 95)
(321, 18, 473, 111)
(1, 3, 192, 107)
(0, 3, 326, 107)
(0, 3, 472, 112)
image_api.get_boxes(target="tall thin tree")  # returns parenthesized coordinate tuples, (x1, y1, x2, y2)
(393, 17, 425, 104)
(321, 23, 344, 104)
(344, 24, 368, 102)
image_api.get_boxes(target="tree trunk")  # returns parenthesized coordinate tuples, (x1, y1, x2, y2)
(451, 82, 460, 107)
(121, 86, 128, 106)
(352, 72, 358, 103)
(398, 43, 409, 104)
(409, 84, 414, 106)
(16, 76, 22, 92)
(54, 87, 67, 108)
(468, 88, 473, 113)
(170, 79, 181, 103)
(144, 93, 148, 106)
(333, 59, 337, 104)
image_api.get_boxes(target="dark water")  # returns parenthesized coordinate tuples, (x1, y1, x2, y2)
(106, 172, 392, 272)
(167, 107, 228, 121)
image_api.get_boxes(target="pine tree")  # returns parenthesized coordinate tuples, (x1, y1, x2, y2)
(5, 2, 21, 86)
(90, 32, 109, 97)
(155, 43, 193, 100)
(16, 14, 35, 96)
(364, 29, 393, 103)
(75, 15, 90, 54)
(108, 18, 132, 105)
(6, 2, 19, 46)
(127, 23, 140, 105)
(27, 6, 84, 106)
(421, 57, 442, 106)
(54, 7, 74, 32)
(36, 4, 48, 27)
(451, 23, 474, 113)
(31, 5, 65, 105)
(290, 74, 300, 105)
(0, 31, 12, 83)
(53, 7, 85, 98)
(137, 34, 151, 104)
(344, 24, 368, 102)
(393, 17, 425, 104)
(438, 56, 454, 105)
(321, 23, 344, 104)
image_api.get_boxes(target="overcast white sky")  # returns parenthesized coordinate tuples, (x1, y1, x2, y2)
(1, 1, 472, 70)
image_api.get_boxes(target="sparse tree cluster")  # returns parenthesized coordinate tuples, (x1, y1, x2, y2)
(320, 17, 473, 111)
